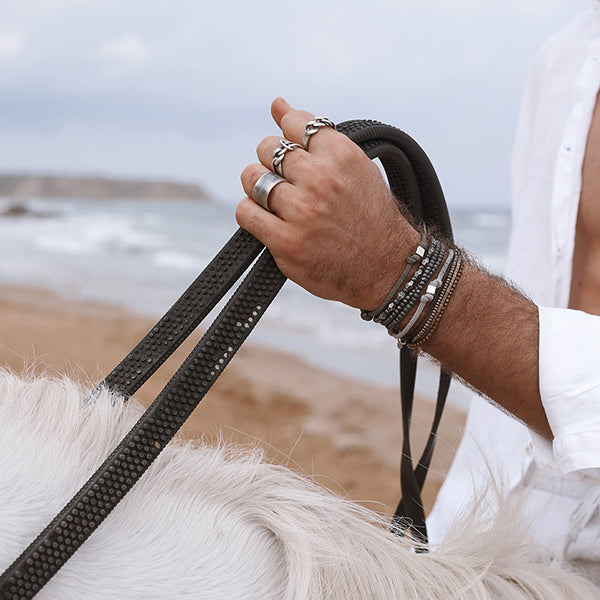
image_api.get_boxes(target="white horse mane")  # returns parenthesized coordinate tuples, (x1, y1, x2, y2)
(0, 369, 597, 599)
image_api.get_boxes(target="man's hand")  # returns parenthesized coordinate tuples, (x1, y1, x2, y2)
(237, 97, 420, 311)
(238, 98, 550, 438)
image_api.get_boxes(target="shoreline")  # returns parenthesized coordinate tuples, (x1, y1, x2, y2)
(0, 283, 466, 513)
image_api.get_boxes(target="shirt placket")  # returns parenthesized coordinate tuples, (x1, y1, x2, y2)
(551, 37, 600, 307)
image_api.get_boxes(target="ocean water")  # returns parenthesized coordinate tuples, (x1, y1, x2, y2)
(0, 197, 511, 410)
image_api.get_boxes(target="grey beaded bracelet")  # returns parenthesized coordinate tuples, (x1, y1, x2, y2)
(361, 234, 464, 351)
(380, 242, 445, 329)
(379, 239, 446, 329)
(375, 240, 440, 326)
(392, 248, 455, 344)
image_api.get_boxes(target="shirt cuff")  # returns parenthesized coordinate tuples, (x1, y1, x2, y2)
(538, 306, 600, 473)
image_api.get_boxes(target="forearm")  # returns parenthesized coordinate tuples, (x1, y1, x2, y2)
(238, 98, 552, 440)
(419, 259, 550, 437)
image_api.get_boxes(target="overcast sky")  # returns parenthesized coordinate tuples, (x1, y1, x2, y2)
(0, 0, 592, 208)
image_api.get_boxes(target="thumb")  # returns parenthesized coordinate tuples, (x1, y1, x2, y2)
(271, 97, 293, 127)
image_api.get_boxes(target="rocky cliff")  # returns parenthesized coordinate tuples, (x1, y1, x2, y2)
(0, 174, 209, 200)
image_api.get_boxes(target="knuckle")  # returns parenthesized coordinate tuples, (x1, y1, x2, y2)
(305, 196, 333, 221)
(279, 111, 294, 134)
(241, 163, 258, 185)
(290, 186, 331, 222)
(280, 109, 312, 137)
(235, 198, 252, 228)
(240, 165, 252, 184)
(281, 228, 309, 264)
(248, 165, 265, 188)
(257, 135, 278, 158)
(334, 137, 362, 164)
(285, 153, 309, 180)
(241, 164, 266, 197)
(236, 198, 265, 238)
(246, 211, 264, 234)
(309, 164, 345, 199)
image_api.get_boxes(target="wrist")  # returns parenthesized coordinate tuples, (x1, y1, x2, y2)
(361, 226, 422, 312)
(361, 231, 464, 348)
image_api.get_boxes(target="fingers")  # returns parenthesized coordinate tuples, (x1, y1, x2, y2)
(235, 196, 282, 247)
(255, 135, 309, 182)
(271, 97, 315, 142)
(271, 97, 340, 154)
(238, 98, 418, 309)
(270, 97, 295, 125)
(255, 98, 355, 190)
(241, 162, 270, 199)
(240, 162, 295, 219)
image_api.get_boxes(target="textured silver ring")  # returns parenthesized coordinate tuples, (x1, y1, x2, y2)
(272, 139, 302, 177)
(252, 171, 286, 213)
(301, 117, 336, 150)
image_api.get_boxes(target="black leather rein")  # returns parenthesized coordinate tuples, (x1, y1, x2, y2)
(0, 119, 453, 599)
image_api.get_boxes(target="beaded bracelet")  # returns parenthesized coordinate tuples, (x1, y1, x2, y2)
(379, 239, 446, 329)
(391, 248, 455, 343)
(380, 245, 445, 330)
(374, 239, 440, 325)
(360, 230, 429, 322)
(375, 241, 438, 326)
(408, 250, 464, 346)
(410, 250, 462, 341)
(360, 233, 464, 350)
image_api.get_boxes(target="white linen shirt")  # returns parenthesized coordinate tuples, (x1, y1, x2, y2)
(428, 4, 600, 568)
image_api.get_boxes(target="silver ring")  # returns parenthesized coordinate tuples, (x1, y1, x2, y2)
(301, 117, 336, 150)
(252, 171, 286, 213)
(272, 139, 302, 177)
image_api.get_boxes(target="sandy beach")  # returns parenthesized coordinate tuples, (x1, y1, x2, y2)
(0, 283, 466, 515)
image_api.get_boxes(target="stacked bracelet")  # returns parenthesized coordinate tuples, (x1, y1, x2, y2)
(360, 231, 464, 348)
(407, 250, 463, 346)
(378, 239, 446, 328)
(391, 248, 455, 343)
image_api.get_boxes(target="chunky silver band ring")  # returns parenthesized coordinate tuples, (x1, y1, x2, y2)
(272, 139, 302, 177)
(252, 171, 286, 213)
(301, 117, 336, 150)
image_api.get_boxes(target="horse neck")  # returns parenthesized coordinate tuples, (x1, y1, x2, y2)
(0, 370, 597, 600)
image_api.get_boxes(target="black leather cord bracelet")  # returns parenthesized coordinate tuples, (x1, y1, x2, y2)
(360, 229, 428, 322)
(375, 240, 438, 326)
(379, 239, 446, 329)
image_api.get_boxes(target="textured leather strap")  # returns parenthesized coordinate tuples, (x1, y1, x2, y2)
(391, 353, 452, 543)
(340, 121, 454, 545)
(99, 227, 264, 399)
(0, 250, 286, 600)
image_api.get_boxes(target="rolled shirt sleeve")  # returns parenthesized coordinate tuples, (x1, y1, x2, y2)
(538, 306, 600, 473)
